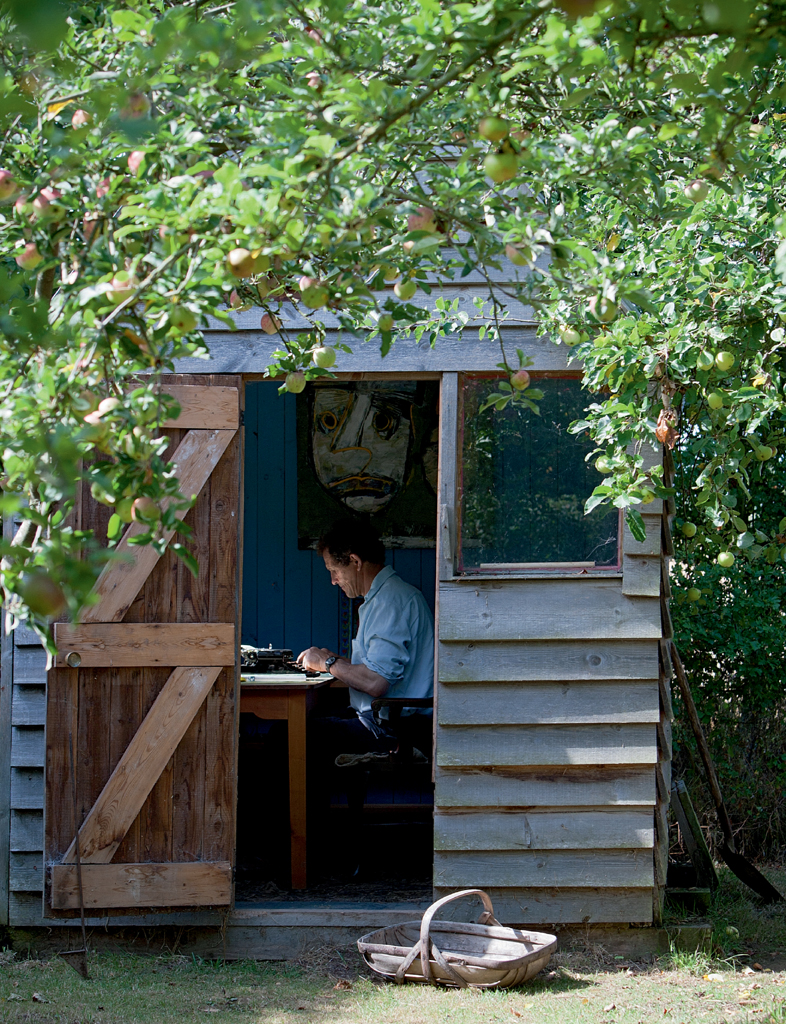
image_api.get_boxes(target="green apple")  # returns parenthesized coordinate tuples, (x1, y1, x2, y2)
(707, 391, 724, 410)
(757, 445, 773, 460)
(107, 272, 138, 304)
(479, 116, 510, 141)
(484, 152, 518, 183)
(684, 179, 709, 203)
(19, 571, 67, 618)
(15, 242, 43, 270)
(227, 248, 256, 279)
(559, 327, 581, 346)
(132, 496, 161, 523)
(383, 266, 399, 282)
(312, 345, 336, 368)
(169, 305, 198, 332)
(717, 551, 735, 568)
(681, 522, 697, 538)
(378, 314, 394, 332)
(696, 350, 715, 371)
(285, 371, 306, 393)
(686, 587, 701, 602)
(511, 369, 530, 390)
(394, 280, 417, 300)
(589, 295, 617, 323)
(299, 277, 329, 309)
(715, 351, 734, 372)
(595, 456, 612, 474)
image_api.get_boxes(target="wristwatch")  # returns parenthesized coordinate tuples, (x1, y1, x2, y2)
(325, 655, 338, 672)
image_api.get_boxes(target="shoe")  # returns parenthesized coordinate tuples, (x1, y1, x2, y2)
(334, 750, 392, 767)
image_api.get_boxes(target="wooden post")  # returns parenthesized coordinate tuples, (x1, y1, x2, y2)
(287, 691, 308, 889)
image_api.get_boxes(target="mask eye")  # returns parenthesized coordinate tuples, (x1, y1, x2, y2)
(317, 410, 339, 434)
(372, 409, 399, 439)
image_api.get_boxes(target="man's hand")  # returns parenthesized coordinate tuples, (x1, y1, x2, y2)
(296, 647, 336, 673)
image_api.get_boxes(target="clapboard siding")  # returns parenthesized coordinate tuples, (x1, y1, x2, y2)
(11, 685, 46, 726)
(11, 727, 45, 768)
(10, 852, 44, 891)
(435, 766, 657, 807)
(438, 582, 661, 641)
(434, 809, 654, 851)
(622, 555, 662, 597)
(438, 679, 660, 725)
(433, 888, 654, 925)
(622, 514, 662, 556)
(434, 849, 653, 888)
(439, 639, 659, 682)
(10, 810, 44, 852)
(10, 767, 44, 810)
(436, 724, 658, 767)
(12, 645, 46, 683)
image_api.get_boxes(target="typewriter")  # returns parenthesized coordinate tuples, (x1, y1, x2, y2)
(240, 644, 321, 678)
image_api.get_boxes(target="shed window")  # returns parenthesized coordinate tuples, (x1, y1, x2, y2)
(459, 375, 619, 572)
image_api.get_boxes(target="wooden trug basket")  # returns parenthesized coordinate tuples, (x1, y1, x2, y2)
(357, 889, 557, 988)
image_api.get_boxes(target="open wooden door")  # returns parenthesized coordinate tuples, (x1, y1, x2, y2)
(44, 375, 241, 915)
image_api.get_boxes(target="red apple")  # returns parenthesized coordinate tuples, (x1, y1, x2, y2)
(71, 108, 90, 128)
(511, 369, 530, 390)
(107, 272, 138, 304)
(127, 150, 145, 174)
(505, 243, 531, 266)
(96, 178, 112, 199)
(0, 169, 18, 201)
(15, 242, 43, 270)
(260, 313, 281, 334)
(132, 496, 161, 523)
(407, 206, 438, 233)
(307, 27, 323, 43)
(305, 71, 322, 90)
(32, 186, 64, 222)
(299, 276, 329, 308)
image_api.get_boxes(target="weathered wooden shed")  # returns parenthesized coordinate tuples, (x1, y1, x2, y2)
(0, 262, 674, 957)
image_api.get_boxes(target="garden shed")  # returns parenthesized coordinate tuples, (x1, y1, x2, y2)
(0, 261, 674, 957)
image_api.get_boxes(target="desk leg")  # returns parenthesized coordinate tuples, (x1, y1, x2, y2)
(287, 692, 308, 889)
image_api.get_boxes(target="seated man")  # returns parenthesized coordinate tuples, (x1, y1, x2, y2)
(297, 518, 434, 762)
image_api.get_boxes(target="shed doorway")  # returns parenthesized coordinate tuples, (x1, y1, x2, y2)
(237, 379, 438, 903)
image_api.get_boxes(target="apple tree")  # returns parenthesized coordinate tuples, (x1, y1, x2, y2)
(2, 0, 786, 651)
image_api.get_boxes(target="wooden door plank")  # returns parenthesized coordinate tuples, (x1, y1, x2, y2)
(53, 623, 235, 667)
(438, 679, 660, 726)
(437, 373, 459, 581)
(157, 386, 239, 430)
(438, 581, 661, 641)
(50, 861, 232, 909)
(81, 428, 236, 624)
(62, 666, 221, 864)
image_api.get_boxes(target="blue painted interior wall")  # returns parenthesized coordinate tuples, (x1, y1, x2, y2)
(242, 382, 436, 656)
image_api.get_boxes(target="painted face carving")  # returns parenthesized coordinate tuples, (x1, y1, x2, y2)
(311, 386, 413, 512)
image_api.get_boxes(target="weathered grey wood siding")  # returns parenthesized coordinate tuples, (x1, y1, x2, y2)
(435, 374, 667, 925)
(5, 627, 47, 924)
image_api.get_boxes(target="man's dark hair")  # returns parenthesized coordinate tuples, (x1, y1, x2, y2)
(318, 519, 385, 566)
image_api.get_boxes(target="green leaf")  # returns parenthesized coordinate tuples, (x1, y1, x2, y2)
(626, 508, 647, 543)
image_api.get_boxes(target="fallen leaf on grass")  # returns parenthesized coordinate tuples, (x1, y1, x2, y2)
(743, 967, 757, 975)
(754, 964, 765, 971)
(582, 998, 589, 1004)
(7, 994, 24, 1001)
(31, 993, 46, 1002)
(704, 973, 725, 982)
(603, 1003, 616, 1012)
(333, 980, 352, 990)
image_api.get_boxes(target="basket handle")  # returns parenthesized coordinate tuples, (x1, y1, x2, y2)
(417, 889, 500, 986)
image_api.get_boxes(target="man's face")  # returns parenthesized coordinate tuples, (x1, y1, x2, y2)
(322, 551, 364, 598)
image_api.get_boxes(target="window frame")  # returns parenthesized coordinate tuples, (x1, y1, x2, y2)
(455, 371, 622, 577)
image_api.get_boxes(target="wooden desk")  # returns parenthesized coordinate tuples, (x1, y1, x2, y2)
(239, 673, 330, 889)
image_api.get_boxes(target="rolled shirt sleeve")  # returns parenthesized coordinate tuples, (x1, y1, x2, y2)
(348, 566, 434, 717)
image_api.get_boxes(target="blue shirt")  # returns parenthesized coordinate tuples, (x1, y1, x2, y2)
(349, 565, 434, 718)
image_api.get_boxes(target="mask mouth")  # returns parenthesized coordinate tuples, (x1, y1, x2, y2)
(327, 475, 397, 498)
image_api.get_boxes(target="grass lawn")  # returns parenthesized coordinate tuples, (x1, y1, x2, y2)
(1, 869, 785, 1024)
